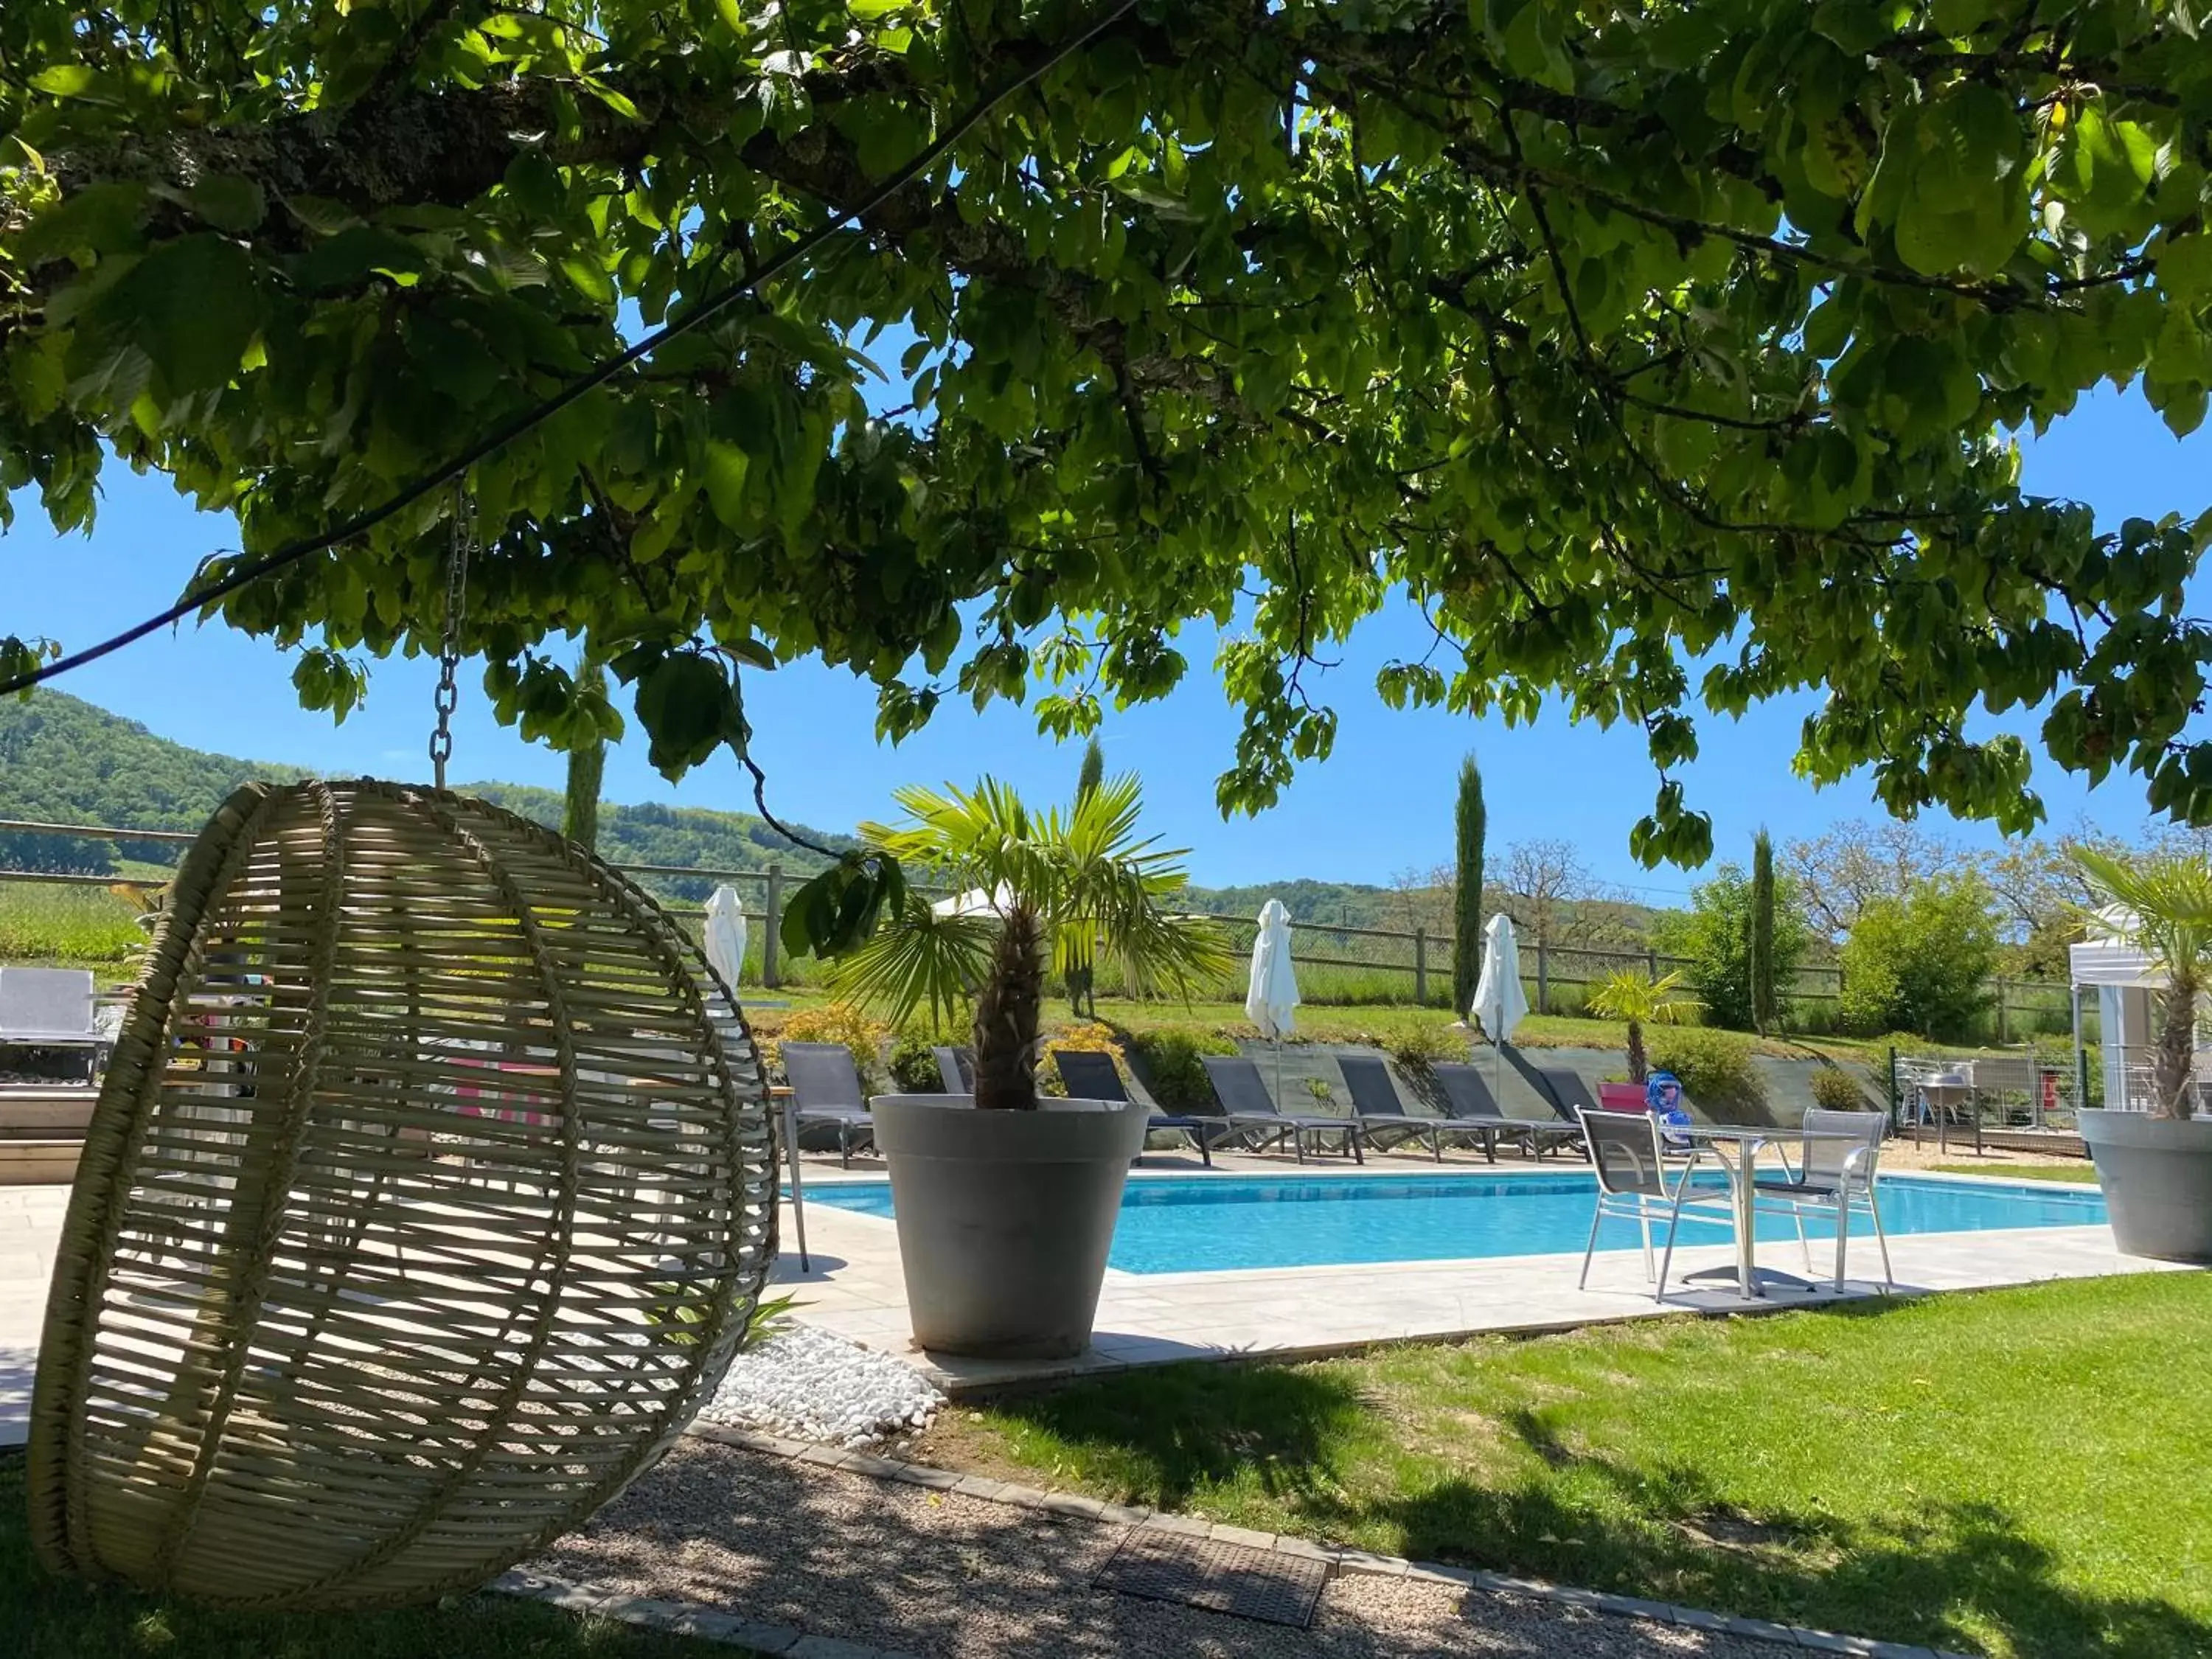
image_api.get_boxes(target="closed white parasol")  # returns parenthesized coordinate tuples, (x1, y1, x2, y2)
(704, 884, 748, 990)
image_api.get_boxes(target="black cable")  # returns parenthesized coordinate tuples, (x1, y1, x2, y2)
(1, 0, 1143, 698)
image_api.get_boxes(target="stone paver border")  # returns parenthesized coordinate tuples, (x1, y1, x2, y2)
(650, 1423, 1977, 1659)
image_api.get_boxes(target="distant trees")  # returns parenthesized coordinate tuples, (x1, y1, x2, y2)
(1453, 756, 1485, 1015)
(1837, 875, 2002, 1038)
(1785, 821, 1953, 939)
(1655, 863, 1812, 1032)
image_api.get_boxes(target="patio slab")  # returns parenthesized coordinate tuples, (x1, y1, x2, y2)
(774, 1155, 2177, 1392)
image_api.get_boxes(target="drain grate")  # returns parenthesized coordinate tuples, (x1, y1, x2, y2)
(1092, 1529, 1329, 1628)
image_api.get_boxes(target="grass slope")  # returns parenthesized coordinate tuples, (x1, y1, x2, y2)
(917, 1275, 2212, 1659)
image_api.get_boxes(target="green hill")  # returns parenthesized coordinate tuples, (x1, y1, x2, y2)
(0, 691, 844, 894)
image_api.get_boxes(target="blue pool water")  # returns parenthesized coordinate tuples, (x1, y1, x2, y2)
(802, 1172, 2107, 1276)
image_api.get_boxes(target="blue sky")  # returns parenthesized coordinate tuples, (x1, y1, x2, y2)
(3, 384, 2207, 898)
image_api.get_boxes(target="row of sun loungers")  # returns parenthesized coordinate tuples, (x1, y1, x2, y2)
(776, 1040, 1590, 1167)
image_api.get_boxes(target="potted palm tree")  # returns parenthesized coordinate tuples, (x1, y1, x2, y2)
(828, 773, 1228, 1357)
(1587, 967, 1698, 1108)
(2072, 846, 2212, 1264)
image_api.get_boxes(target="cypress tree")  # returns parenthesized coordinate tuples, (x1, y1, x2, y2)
(1068, 733, 1107, 1015)
(1453, 754, 1485, 1014)
(1750, 828, 1776, 1034)
(562, 661, 607, 849)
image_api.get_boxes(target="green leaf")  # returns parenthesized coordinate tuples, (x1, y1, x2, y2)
(100, 235, 258, 394)
(290, 226, 428, 293)
(187, 175, 266, 234)
(19, 184, 146, 262)
(700, 442, 751, 529)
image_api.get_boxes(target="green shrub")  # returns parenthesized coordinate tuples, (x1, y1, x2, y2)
(1807, 1065, 1869, 1112)
(1039, 1021, 1123, 1096)
(1648, 1026, 1764, 1116)
(886, 1031, 944, 1093)
(1130, 1025, 1239, 1110)
(768, 1000, 886, 1088)
(1652, 862, 1813, 1031)
(1839, 875, 2000, 1039)
(1385, 1020, 1461, 1077)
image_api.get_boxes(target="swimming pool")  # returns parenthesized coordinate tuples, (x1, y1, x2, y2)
(802, 1171, 2109, 1276)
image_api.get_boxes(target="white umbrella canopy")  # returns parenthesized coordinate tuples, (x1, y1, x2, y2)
(931, 883, 1016, 919)
(1470, 913, 1529, 1046)
(703, 884, 748, 990)
(1245, 899, 1301, 1040)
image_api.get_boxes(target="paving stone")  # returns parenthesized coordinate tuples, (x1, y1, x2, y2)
(1725, 1614, 1806, 1645)
(596, 1595, 699, 1630)
(1038, 1492, 1107, 1522)
(1270, 1534, 1338, 1565)
(794, 1444, 849, 1469)
(1332, 1548, 1411, 1577)
(661, 1607, 803, 1651)
(1210, 1523, 1279, 1550)
(886, 1462, 961, 1489)
(1402, 1562, 1478, 1588)
(1584, 1593, 1676, 1621)
(1093, 1502, 1152, 1526)
(838, 1453, 905, 1481)
(992, 1483, 1050, 1510)
(1670, 1604, 1736, 1632)
(952, 1474, 1006, 1500)
(1791, 1631, 1884, 1655)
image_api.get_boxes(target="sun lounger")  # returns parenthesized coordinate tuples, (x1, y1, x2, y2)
(1338, 1053, 1492, 1162)
(1054, 1048, 1227, 1167)
(1430, 1063, 1583, 1161)
(1201, 1054, 1363, 1164)
(779, 1041, 877, 1167)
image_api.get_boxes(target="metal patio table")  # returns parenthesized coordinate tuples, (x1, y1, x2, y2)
(1668, 1122, 1868, 1300)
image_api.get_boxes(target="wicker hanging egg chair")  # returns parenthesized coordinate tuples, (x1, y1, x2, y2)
(29, 779, 777, 1610)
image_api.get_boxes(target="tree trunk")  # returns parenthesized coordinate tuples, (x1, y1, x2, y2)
(2154, 970, 2198, 1119)
(1627, 1018, 1647, 1085)
(562, 662, 607, 848)
(972, 901, 1046, 1110)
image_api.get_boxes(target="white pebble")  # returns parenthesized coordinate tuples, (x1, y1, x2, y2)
(698, 1321, 943, 1447)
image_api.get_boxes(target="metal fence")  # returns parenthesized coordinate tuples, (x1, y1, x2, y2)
(1889, 1048, 2087, 1149)
(0, 817, 2084, 1025)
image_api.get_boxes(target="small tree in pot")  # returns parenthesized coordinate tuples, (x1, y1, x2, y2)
(2070, 846, 2212, 1264)
(813, 773, 1228, 1357)
(1587, 967, 1699, 1085)
(830, 773, 1228, 1094)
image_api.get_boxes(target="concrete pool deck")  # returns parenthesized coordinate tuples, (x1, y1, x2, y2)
(0, 1153, 2177, 1440)
(773, 1151, 2178, 1392)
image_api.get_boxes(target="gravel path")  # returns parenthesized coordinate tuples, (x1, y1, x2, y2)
(537, 1439, 1778, 1658)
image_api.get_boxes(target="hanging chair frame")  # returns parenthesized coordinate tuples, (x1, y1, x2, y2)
(29, 779, 777, 1610)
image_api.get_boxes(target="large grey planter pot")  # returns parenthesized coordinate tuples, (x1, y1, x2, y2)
(2079, 1108, 2212, 1265)
(869, 1093, 1149, 1360)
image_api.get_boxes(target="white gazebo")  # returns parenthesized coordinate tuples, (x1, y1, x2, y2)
(2069, 905, 2174, 1113)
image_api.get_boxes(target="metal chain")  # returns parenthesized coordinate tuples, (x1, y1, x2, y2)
(430, 485, 473, 790)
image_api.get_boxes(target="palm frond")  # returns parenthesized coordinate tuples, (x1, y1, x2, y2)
(825, 894, 996, 1032)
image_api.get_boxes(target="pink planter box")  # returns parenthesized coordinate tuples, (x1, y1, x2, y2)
(1596, 1083, 1649, 1113)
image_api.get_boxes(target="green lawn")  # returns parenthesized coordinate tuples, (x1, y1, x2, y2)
(1, 1450, 740, 1659)
(919, 1275, 2212, 1659)
(1933, 1163, 2101, 1184)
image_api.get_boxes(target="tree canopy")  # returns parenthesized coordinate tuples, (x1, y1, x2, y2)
(5, 0, 2211, 895)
